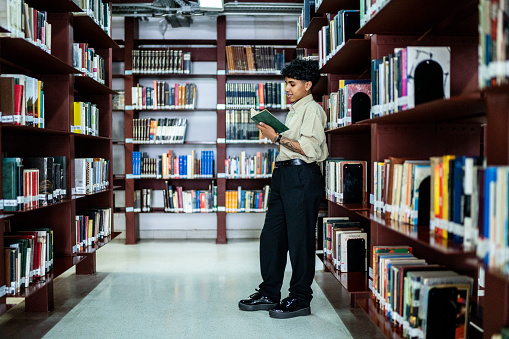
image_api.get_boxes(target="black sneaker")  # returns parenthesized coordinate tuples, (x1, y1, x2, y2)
(238, 290, 279, 311)
(269, 297, 311, 319)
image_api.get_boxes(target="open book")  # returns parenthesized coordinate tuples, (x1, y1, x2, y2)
(250, 108, 289, 134)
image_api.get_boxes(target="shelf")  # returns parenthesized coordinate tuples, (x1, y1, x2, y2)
(0, 26, 9, 33)
(368, 211, 477, 256)
(226, 73, 283, 79)
(136, 208, 217, 214)
(72, 188, 112, 199)
(24, 0, 82, 12)
(134, 109, 217, 112)
(225, 140, 273, 145)
(1, 124, 69, 136)
(133, 141, 216, 145)
(131, 73, 217, 79)
(112, 74, 124, 78)
(76, 232, 121, 254)
(73, 13, 119, 49)
(357, 0, 478, 36)
(482, 83, 509, 94)
(323, 259, 370, 294)
(224, 176, 272, 180)
(316, 0, 359, 13)
(356, 298, 405, 339)
(54, 255, 86, 277)
(72, 133, 112, 141)
(320, 39, 372, 75)
(325, 123, 370, 135)
(74, 76, 117, 95)
(135, 177, 217, 181)
(330, 202, 371, 211)
(297, 18, 329, 49)
(0, 38, 76, 74)
(226, 39, 295, 46)
(113, 140, 125, 145)
(362, 95, 486, 125)
(134, 39, 217, 46)
(9, 199, 70, 214)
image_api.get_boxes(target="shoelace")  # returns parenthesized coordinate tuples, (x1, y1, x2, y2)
(249, 289, 261, 299)
(280, 297, 298, 306)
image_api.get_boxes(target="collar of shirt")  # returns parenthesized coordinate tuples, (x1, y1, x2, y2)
(289, 94, 314, 113)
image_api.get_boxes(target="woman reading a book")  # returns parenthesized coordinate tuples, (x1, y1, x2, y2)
(238, 59, 328, 319)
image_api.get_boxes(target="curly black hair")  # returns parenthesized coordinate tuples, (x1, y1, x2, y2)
(281, 59, 321, 89)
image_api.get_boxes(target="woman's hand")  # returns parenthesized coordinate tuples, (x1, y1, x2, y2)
(256, 122, 278, 143)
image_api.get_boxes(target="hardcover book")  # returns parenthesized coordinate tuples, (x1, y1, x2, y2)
(250, 108, 289, 134)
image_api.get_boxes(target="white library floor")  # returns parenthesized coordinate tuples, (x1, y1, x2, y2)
(0, 239, 385, 339)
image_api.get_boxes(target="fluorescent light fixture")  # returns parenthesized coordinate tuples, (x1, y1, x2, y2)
(198, 0, 224, 11)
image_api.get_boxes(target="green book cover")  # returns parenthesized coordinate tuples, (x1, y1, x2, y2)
(250, 108, 289, 134)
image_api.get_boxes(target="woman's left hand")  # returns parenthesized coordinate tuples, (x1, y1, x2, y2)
(256, 122, 277, 142)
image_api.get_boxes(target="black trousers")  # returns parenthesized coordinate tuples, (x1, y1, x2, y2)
(258, 162, 324, 306)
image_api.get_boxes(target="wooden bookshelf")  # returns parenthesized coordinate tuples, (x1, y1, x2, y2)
(297, 17, 328, 49)
(0, 2, 116, 315)
(357, 0, 478, 36)
(316, 0, 359, 13)
(313, 1, 507, 337)
(319, 39, 371, 75)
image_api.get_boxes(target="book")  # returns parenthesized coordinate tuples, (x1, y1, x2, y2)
(250, 108, 288, 134)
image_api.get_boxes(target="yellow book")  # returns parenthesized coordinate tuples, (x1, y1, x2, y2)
(441, 155, 455, 239)
(73, 102, 82, 134)
(429, 156, 441, 235)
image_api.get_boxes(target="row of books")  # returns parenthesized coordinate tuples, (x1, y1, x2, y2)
(131, 150, 215, 179)
(74, 208, 112, 253)
(0, 74, 44, 127)
(72, 0, 112, 36)
(134, 189, 152, 212)
(72, 101, 99, 136)
(318, 10, 362, 68)
(163, 183, 218, 213)
(360, 0, 389, 27)
(0, 1, 52, 53)
(322, 217, 367, 272)
(131, 82, 197, 110)
(323, 80, 371, 129)
(2, 157, 66, 211)
(73, 158, 110, 195)
(226, 46, 285, 74)
(325, 159, 368, 204)
(73, 43, 106, 85)
(4, 228, 53, 295)
(226, 82, 289, 109)
(225, 150, 277, 178)
(370, 245, 473, 339)
(131, 49, 191, 75)
(297, 0, 317, 41)
(132, 118, 187, 144)
(370, 46, 451, 118)
(225, 185, 270, 213)
(478, 0, 509, 89)
(373, 157, 431, 228)
(225, 110, 265, 141)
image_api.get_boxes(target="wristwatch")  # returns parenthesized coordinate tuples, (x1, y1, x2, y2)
(275, 133, 282, 145)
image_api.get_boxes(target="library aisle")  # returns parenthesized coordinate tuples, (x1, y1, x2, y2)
(0, 239, 383, 339)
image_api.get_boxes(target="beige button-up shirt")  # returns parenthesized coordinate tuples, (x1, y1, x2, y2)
(277, 94, 328, 163)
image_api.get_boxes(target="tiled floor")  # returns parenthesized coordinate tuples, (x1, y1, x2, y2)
(0, 239, 384, 339)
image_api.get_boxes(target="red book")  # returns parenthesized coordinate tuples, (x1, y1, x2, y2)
(14, 83, 23, 125)
(200, 192, 206, 212)
(176, 186, 183, 211)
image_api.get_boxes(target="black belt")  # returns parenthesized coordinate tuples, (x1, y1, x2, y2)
(275, 159, 315, 168)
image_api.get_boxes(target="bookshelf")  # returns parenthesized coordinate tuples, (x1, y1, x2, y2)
(309, 0, 509, 337)
(0, 2, 118, 314)
(117, 16, 297, 244)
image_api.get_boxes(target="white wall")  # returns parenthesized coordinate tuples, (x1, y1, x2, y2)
(112, 15, 298, 240)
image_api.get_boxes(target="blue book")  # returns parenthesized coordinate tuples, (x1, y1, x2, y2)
(484, 167, 497, 266)
(452, 157, 465, 243)
(179, 156, 183, 177)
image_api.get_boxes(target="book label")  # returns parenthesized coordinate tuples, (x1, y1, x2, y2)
(126, 207, 134, 212)
(4, 199, 17, 207)
(126, 174, 134, 179)
(218, 206, 226, 212)
(369, 194, 374, 205)
(125, 70, 133, 75)
(217, 138, 225, 144)
(217, 104, 226, 110)
(2, 115, 14, 123)
(125, 138, 133, 144)
(125, 105, 133, 110)
(216, 70, 226, 75)
(217, 173, 226, 178)
(0, 285, 5, 298)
